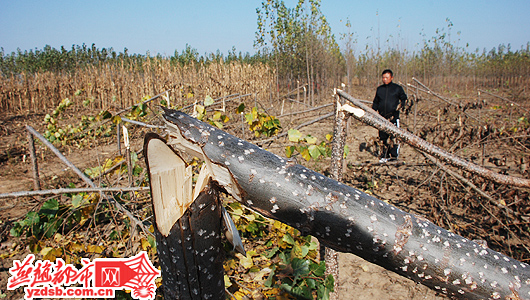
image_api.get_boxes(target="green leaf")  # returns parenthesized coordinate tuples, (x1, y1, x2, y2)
(288, 129, 302, 142)
(236, 103, 245, 114)
(280, 283, 292, 292)
(305, 278, 316, 289)
(291, 258, 310, 278)
(308, 145, 321, 159)
(266, 246, 279, 258)
(325, 274, 335, 291)
(25, 211, 40, 226)
(343, 145, 350, 158)
(285, 146, 295, 158)
(245, 221, 259, 233)
(10, 222, 23, 237)
(40, 199, 59, 217)
(304, 135, 317, 144)
(301, 245, 310, 257)
(310, 261, 326, 277)
(71, 194, 85, 208)
(264, 268, 275, 287)
(204, 95, 214, 106)
(282, 233, 295, 245)
(43, 221, 60, 238)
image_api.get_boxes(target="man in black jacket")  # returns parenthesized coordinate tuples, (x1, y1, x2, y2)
(372, 69, 407, 162)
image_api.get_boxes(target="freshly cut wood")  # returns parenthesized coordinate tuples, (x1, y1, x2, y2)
(160, 108, 530, 300)
(144, 133, 225, 299)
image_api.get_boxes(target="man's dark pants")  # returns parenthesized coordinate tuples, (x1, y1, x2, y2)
(378, 118, 400, 159)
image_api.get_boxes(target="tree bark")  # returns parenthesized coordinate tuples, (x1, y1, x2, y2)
(161, 108, 530, 300)
(144, 133, 225, 300)
(325, 95, 350, 299)
(335, 89, 530, 188)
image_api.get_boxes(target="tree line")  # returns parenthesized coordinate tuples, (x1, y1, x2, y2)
(2, 0, 529, 92)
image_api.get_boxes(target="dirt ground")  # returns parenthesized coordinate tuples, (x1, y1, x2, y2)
(1, 88, 529, 299)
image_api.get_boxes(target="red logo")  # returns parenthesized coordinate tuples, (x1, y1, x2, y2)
(8, 252, 160, 300)
(94, 252, 160, 299)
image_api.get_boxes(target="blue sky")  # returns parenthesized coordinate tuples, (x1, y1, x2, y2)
(1, 0, 529, 56)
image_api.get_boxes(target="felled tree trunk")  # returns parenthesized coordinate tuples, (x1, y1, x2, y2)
(161, 108, 530, 300)
(144, 133, 225, 300)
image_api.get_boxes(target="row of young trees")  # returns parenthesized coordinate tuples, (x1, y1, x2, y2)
(1, 0, 529, 92)
(0, 43, 270, 76)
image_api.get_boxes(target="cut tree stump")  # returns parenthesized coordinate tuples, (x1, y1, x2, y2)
(144, 133, 225, 300)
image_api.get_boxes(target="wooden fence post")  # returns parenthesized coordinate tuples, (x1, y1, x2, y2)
(26, 129, 41, 191)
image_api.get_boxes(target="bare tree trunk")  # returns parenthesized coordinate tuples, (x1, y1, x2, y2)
(161, 108, 530, 300)
(325, 95, 350, 299)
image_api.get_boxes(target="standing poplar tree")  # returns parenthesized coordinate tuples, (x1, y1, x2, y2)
(255, 0, 344, 105)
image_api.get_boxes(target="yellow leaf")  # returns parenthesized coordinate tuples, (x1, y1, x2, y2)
(67, 242, 86, 253)
(87, 245, 104, 254)
(224, 258, 237, 271)
(40, 247, 53, 257)
(41, 247, 62, 261)
(0, 251, 18, 259)
(224, 275, 232, 288)
(300, 148, 311, 161)
(213, 111, 222, 120)
(141, 238, 151, 250)
(244, 214, 256, 222)
(499, 199, 506, 206)
(236, 253, 254, 269)
(273, 221, 283, 229)
(234, 291, 247, 300)
(53, 233, 64, 242)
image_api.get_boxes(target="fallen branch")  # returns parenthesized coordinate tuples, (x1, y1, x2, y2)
(408, 78, 481, 123)
(25, 125, 150, 236)
(0, 187, 149, 199)
(161, 108, 530, 300)
(26, 125, 94, 186)
(278, 103, 333, 118)
(478, 89, 530, 115)
(421, 153, 496, 204)
(121, 117, 166, 129)
(336, 89, 530, 188)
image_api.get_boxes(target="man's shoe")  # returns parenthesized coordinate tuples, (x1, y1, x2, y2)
(379, 158, 389, 163)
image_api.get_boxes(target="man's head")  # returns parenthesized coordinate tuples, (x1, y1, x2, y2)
(381, 69, 393, 85)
